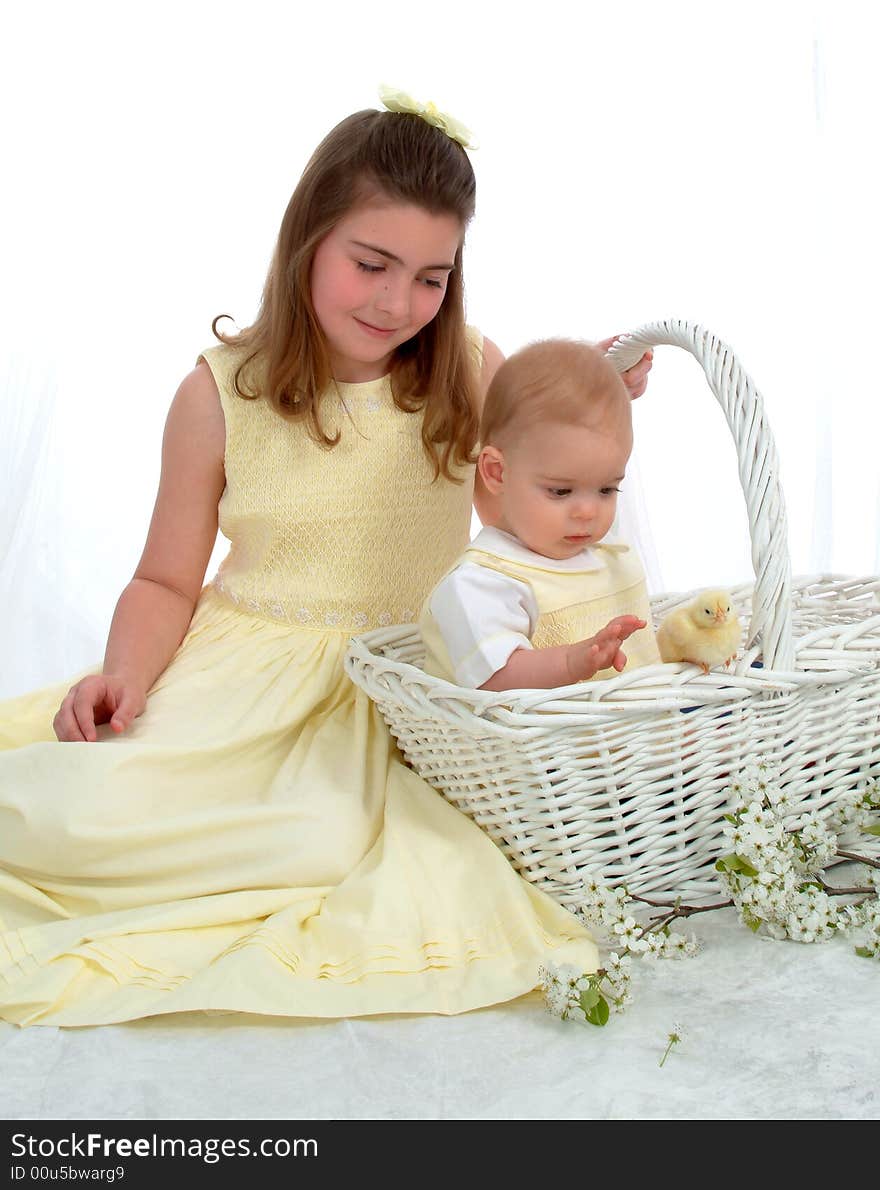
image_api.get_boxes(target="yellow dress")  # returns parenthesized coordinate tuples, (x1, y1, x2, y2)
(0, 340, 597, 1027)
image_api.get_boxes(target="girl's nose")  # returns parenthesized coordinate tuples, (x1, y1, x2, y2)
(375, 280, 410, 321)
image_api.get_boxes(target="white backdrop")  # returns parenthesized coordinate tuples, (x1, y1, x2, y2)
(2, 0, 878, 699)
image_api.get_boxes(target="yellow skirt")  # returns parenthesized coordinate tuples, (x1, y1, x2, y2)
(0, 588, 596, 1026)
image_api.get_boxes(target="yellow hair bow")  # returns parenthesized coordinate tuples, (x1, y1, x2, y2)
(378, 84, 477, 150)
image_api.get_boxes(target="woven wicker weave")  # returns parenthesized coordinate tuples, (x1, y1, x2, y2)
(344, 320, 880, 905)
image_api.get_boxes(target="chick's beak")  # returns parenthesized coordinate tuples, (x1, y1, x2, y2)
(714, 607, 726, 623)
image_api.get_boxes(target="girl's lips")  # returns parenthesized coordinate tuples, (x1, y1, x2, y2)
(355, 317, 398, 338)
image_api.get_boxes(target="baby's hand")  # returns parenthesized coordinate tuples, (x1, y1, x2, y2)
(53, 674, 147, 742)
(571, 616, 647, 681)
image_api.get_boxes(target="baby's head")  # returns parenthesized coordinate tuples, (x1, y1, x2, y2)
(478, 339, 633, 560)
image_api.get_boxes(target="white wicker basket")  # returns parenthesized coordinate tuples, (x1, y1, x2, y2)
(344, 320, 880, 906)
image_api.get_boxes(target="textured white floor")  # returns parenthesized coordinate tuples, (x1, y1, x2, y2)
(3, 908, 877, 1121)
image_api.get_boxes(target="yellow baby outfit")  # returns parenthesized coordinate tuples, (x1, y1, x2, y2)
(0, 337, 596, 1027)
(420, 528, 662, 686)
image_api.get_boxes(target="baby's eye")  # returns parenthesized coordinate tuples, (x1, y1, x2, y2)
(357, 261, 384, 274)
(600, 486, 621, 497)
(547, 488, 571, 498)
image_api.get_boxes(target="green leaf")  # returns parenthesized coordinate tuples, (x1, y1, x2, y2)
(579, 988, 600, 1012)
(716, 853, 759, 877)
(584, 996, 610, 1027)
(855, 946, 876, 959)
(861, 825, 880, 836)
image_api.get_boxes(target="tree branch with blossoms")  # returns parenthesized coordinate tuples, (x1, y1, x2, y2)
(538, 766, 880, 1025)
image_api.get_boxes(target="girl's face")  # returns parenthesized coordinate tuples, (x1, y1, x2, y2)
(483, 418, 632, 560)
(310, 200, 463, 383)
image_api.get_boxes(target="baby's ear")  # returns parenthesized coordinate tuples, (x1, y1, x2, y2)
(477, 445, 506, 493)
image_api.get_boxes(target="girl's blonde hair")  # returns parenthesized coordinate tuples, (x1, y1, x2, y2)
(214, 108, 479, 481)
(480, 338, 631, 449)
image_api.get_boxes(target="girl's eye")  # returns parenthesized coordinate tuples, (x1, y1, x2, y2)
(357, 262, 384, 274)
(422, 277, 444, 289)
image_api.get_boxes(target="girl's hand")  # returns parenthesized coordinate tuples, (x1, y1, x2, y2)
(570, 615, 647, 681)
(53, 675, 147, 742)
(596, 337, 654, 399)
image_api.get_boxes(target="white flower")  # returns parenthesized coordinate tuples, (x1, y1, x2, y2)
(644, 931, 667, 956)
(667, 932, 697, 957)
(612, 916, 642, 945)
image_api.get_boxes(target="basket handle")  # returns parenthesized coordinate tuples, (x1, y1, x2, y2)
(605, 319, 794, 671)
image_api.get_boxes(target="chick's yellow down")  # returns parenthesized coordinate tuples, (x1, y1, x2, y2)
(656, 589, 741, 674)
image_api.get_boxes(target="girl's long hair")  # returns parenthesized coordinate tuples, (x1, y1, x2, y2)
(214, 108, 479, 480)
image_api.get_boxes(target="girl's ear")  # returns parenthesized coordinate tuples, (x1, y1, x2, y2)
(478, 445, 505, 494)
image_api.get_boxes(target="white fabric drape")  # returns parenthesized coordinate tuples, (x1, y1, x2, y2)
(2, 0, 877, 699)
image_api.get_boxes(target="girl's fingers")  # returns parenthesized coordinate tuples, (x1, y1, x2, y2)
(55, 694, 86, 742)
(111, 688, 144, 733)
(623, 351, 653, 399)
(111, 698, 132, 733)
(72, 689, 98, 743)
(105, 685, 126, 733)
(53, 679, 143, 741)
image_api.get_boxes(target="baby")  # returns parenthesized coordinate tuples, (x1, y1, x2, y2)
(419, 338, 662, 690)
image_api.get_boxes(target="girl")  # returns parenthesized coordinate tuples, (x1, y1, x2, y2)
(0, 90, 652, 1027)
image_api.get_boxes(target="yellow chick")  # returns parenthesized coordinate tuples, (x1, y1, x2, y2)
(656, 589, 741, 674)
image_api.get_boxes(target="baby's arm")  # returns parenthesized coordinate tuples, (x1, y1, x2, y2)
(480, 616, 647, 692)
(53, 363, 226, 741)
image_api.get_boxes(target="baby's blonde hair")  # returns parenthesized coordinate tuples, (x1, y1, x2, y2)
(480, 338, 631, 448)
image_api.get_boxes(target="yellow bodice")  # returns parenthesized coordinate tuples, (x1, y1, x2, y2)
(199, 342, 477, 633)
(420, 540, 661, 685)
(466, 545, 661, 669)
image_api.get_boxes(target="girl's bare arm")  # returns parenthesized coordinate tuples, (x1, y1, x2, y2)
(54, 363, 226, 740)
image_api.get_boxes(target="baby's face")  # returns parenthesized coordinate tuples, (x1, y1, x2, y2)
(492, 419, 631, 560)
